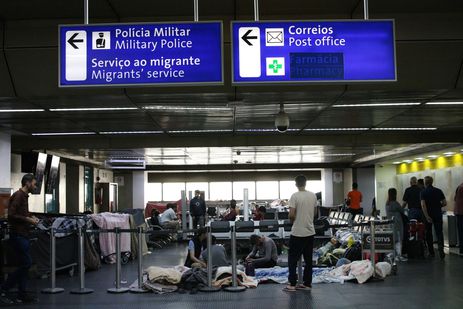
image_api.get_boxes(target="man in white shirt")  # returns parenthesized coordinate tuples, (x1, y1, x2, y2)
(284, 175, 316, 292)
(159, 203, 180, 230)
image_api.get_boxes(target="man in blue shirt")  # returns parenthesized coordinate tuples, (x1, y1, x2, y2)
(190, 190, 206, 229)
(421, 176, 447, 260)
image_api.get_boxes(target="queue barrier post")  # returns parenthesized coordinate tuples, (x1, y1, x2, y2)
(224, 225, 246, 293)
(70, 227, 94, 294)
(370, 221, 376, 270)
(107, 228, 129, 293)
(199, 226, 221, 292)
(130, 226, 148, 293)
(41, 228, 65, 294)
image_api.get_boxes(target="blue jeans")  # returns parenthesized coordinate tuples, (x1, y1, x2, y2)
(409, 208, 423, 222)
(2, 234, 32, 296)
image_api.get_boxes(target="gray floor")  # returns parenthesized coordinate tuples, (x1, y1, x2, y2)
(18, 244, 463, 309)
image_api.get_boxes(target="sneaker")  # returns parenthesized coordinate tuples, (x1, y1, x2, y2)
(16, 294, 38, 304)
(398, 256, 408, 262)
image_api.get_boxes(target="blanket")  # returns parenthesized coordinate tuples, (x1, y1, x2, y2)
(146, 266, 183, 285)
(214, 266, 258, 288)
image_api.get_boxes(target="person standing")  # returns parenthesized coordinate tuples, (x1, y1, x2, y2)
(454, 181, 463, 256)
(386, 188, 407, 261)
(1, 174, 39, 304)
(403, 177, 424, 221)
(284, 175, 316, 292)
(421, 176, 447, 260)
(347, 183, 363, 215)
(190, 190, 206, 229)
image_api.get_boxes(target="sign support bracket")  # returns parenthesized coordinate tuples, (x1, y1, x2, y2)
(194, 0, 199, 22)
(254, 0, 259, 21)
(363, 0, 369, 20)
(84, 0, 89, 24)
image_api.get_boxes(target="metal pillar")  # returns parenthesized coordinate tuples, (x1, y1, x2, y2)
(363, 0, 369, 20)
(243, 188, 249, 221)
(193, 0, 199, 22)
(84, 0, 89, 24)
(370, 221, 376, 269)
(254, 0, 259, 21)
(42, 228, 65, 294)
(224, 226, 246, 292)
(199, 227, 221, 292)
(70, 227, 94, 294)
(130, 227, 148, 293)
(108, 228, 129, 293)
(181, 190, 188, 239)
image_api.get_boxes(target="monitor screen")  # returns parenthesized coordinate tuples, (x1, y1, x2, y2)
(45, 155, 60, 195)
(32, 153, 47, 195)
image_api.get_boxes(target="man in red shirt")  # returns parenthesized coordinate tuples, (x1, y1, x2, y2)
(1, 174, 39, 304)
(454, 181, 463, 256)
(222, 200, 237, 221)
(347, 183, 363, 215)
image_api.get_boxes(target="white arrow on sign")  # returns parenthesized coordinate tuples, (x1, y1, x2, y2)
(65, 31, 87, 81)
(238, 27, 261, 78)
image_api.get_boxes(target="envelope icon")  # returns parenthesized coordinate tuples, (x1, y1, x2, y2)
(265, 28, 284, 46)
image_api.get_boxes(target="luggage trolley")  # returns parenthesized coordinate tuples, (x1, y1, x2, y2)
(361, 219, 397, 275)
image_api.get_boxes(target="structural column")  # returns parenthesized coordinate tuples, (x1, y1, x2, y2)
(0, 133, 11, 188)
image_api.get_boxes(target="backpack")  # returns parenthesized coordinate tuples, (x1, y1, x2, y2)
(343, 242, 362, 262)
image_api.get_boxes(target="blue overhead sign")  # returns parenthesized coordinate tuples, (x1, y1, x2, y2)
(59, 22, 223, 87)
(232, 20, 396, 84)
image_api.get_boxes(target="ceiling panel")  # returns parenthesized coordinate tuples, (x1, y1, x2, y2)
(378, 106, 463, 127)
(8, 118, 92, 134)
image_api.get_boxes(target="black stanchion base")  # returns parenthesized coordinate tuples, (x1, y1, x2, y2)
(70, 288, 94, 294)
(129, 287, 149, 293)
(199, 286, 221, 293)
(224, 286, 246, 293)
(41, 287, 65, 294)
(107, 287, 130, 294)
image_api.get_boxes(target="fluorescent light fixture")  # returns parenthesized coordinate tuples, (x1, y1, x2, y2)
(372, 127, 437, 131)
(143, 106, 231, 111)
(0, 109, 44, 113)
(443, 152, 456, 156)
(99, 131, 163, 135)
(168, 129, 233, 133)
(427, 155, 438, 159)
(426, 101, 463, 105)
(49, 107, 138, 112)
(393, 161, 402, 164)
(32, 132, 96, 136)
(304, 128, 369, 131)
(324, 153, 356, 156)
(403, 160, 413, 164)
(415, 157, 425, 161)
(333, 103, 420, 108)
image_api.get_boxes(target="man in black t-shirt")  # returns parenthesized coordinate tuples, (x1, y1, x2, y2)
(403, 177, 424, 221)
(421, 176, 447, 259)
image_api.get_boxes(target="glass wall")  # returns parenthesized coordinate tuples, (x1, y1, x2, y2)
(146, 179, 322, 202)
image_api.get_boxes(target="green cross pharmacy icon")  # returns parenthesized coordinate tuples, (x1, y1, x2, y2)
(268, 59, 283, 73)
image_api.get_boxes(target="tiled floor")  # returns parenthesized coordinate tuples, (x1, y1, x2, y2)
(15, 244, 463, 308)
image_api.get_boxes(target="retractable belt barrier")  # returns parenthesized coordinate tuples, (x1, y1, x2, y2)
(28, 219, 393, 295)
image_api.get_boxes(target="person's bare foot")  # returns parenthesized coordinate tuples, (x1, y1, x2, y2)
(296, 284, 312, 291)
(283, 285, 296, 292)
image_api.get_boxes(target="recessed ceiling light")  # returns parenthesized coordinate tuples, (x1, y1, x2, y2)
(49, 107, 138, 112)
(333, 103, 420, 107)
(31, 132, 96, 136)
(415, 157, 425, 161)
(403, 160, 412, 163)
(372, 127, 437, 131)
(426, 101, 463, 105)
(443, 152, 455, 156)
(143, 106, 230, 111)
(99, 131, 163, 135)
(392, 161, 402, 164)
(0, 109, 45, 113)
(324, 153, 356, 156)
(427, 155, 438, 159)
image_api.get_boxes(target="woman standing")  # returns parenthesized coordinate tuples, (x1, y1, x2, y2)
(386, 188, 407, 262)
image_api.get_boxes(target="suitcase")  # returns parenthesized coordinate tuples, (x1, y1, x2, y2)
(409, 220, 425, 241)
(407, 239, 425, 259)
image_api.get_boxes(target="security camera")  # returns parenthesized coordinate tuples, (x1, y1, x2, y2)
(275, 103, 290, 132)
(236, 150, 241, 156)
(233, 160, 238, 164)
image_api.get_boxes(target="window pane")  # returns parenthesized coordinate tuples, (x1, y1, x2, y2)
(233, 182, 256, 201)
(209, 182, 232, 201)
(256, 181, 279, 200)
(279, 180, 296, 199)
(186, 182, 209, 200)
(307, 181, 323, 195)
(162, 182, 185, 202)
(146, 183, 162, 202)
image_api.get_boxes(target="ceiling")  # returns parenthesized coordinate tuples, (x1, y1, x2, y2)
(1, 0, 463, 167)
